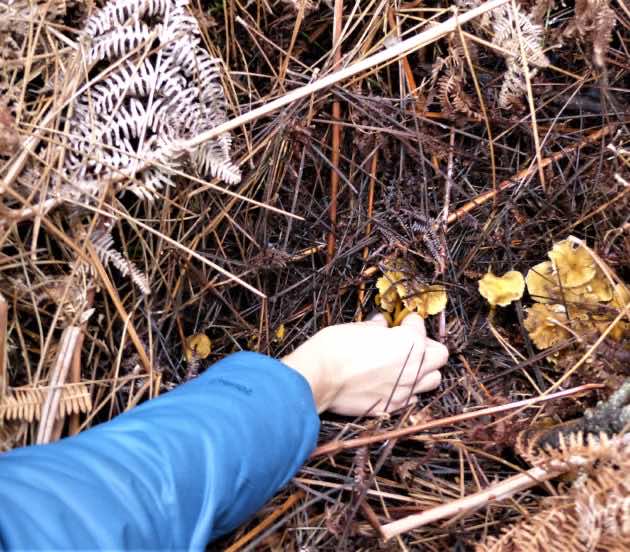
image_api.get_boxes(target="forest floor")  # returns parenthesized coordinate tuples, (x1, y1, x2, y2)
(1, 0, 629, 550)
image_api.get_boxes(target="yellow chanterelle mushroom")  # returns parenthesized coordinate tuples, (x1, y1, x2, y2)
(402, 284, 448, 319)
(525, 261, 557, 303)
(478, 271, 525, 307)
(547, 238, 596, 288)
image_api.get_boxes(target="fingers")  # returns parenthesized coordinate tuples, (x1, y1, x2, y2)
(391, 370, 442, 403)
(399, 312, 426, 340)
(397, 337, 448, 386)
(421, 339, 449, 374)
(411, 369, 441, 394)
(387, 394, 418, 413)
(364, 312, 389, 327)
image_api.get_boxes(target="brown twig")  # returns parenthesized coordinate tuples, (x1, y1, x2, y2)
(311, 383, 602, 457)
(0, 293, 7, 397)
(446, 125, 613, 226)
(327, 0, 344, 268)
(36, 325, 82, 444)
(224, 491, 305, 552)
(382, 432, 630, 540)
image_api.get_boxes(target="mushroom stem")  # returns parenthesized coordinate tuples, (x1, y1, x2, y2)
(393, 307, 412, 327)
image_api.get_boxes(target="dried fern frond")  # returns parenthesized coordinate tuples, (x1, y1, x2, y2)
(478, 434, 630, 551)
(437, 73, 480, 120)
(480, 382, 630, 551)
(64, 0, 241, 202)
(430, 34, 481, 120)
(491, 3, 549, 68)
(0, 0, 69, 55)
(90, 224, 151, 296)
(456, 0, 549, 109)
(564, 0, 616, 68)
(0, 382, 92, 422)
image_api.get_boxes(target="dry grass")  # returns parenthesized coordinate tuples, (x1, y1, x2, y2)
(1, 0, 629, 550)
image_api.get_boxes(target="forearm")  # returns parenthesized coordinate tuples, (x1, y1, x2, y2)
(0, 352, 319, 550)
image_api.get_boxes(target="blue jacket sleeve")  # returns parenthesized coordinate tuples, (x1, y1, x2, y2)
(0, 351, 320, 550)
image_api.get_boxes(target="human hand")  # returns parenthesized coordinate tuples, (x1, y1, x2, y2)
(282, 313, 449, 416)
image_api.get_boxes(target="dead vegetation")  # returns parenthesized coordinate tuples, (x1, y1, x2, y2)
(0, 0, 628, 549)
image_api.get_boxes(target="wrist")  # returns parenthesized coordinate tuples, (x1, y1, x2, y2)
(281, 328, 337, 413)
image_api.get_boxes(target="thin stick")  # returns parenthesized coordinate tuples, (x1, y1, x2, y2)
(69, 288, 94, 435)
(387, 7, 420, 97)
(356, 148, 379, 320)
(511, 0, 545, 192)
(36, 326, 82, 444)
(446, 125, 613, 225)
(381, 465, 559, 540)
(439, 129, 455, 341)
(224, 491, 304, 552)
(382, 432, 630, 540)
(67, 332, 85, 435)
(311, 383, 600, 457)
(0, 293, 7, 397)
(327, 0, 344, 264)
(85, 241, 152, 374)
(457, 22, 496, 197)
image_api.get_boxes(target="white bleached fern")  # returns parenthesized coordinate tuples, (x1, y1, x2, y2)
(90, 224, 151, 296)
(456, 0, 549, 109)
(64, 0, 241, 202)
(62, 0, 241, 294)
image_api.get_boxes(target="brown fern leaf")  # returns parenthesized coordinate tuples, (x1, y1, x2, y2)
(0, 421, 27, 452)
(564, 0, 616, 68)
(0, 382, 93, 423)
(518, 429, 617, 471)
(437, 73, 480, 121)
(479, 434, 630, 551)
(90, 225, 151, 296)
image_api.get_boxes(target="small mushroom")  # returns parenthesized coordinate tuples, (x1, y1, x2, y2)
(547, 238, 596, 288)
(611, 283, 630, 310)
(273, 324, 286, 343)
(184, 333, 212, 362)
(376, 274, 402, 313)
(402, 284, 448, 319)
(376, 257, 448, 320)
(525, 261, 557, 304)
(478, 271, 525, 307)
(565, 269, 613, 304)
(524, 303, 570, 349)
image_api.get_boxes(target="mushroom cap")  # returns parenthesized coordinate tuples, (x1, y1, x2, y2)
(611, 283, 630, 310)
(376, 257, 448, 318)
(565, 269, 613, 304)
(402, 284, 448, 318)
(526, 261, 557, 304)
(184, 333, 212, 361)
(478, 270, 525, 307)
(376, 258, 413, 313)
(376, 274, 401, 313)
(547, 239, 596, 288)
(524, 303, 570, 349)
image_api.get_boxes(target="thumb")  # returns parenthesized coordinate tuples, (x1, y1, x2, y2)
(400, 312, 426, 339)
(364, 312, 389, 327)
